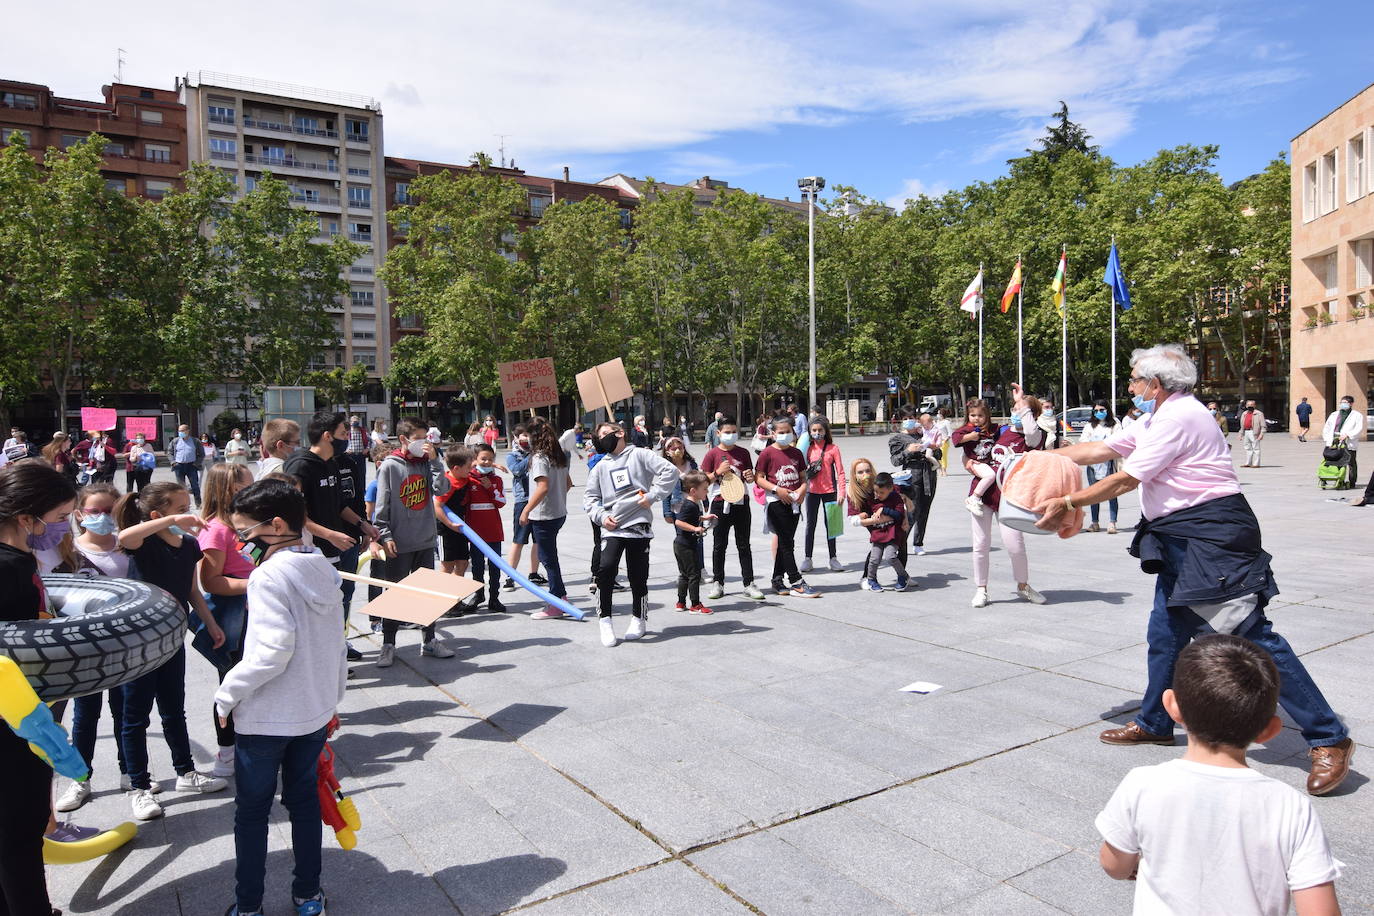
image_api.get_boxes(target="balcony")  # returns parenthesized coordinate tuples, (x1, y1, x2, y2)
(208, 113, 235, 125)
(347, 166, 370, 177)
(210, 150, 237, 162)
(347, 198, 372, 211)
(243, 117, 338, 142)
(292, 192, 341, 207)
(348, 231, 372, 242)
(345, 132, 368, 144)
(244, 153, 338, 174)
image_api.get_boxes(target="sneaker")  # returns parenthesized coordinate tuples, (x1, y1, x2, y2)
(345, 644, 363, 661)
(293, 891, 327, 916)
(502, 579, 517, 591)
(772, 579, 788, 596)
(176, 771, 228, 794)
(211, 747, 236, 778)
(225, 905, 264, 916)
(971, 586, 989, 608)
(828, 557, 844, 571)
(531, 606, 566, 620)
(964, 496, 985, 518)
(800, 557, 813, 572)
(1017, 584, 1047, 605)
(421, 639, 455, 658)
(528, 571, 548, 585)
(129, 788, 164, 820)
(120, 774, 162, 794)
(598, 617, 618, 647)
(790, 582, 820, 598)
(55, 780, 92, 812)
(370, 620, 383, 634)
(623, 613, 647, 641)
(674, 601, 687, 612)
(862, 578, 883, 592)
(742, 583, 766, 600)
(376, 644, 395, 668)
(1107, 523, 1118, 535)
(487, 596, 507, 613)
(894, 576, 910, 592)
(46, 821, 101, 842)
(688, 603, 713, 615)
(611, 580, 628, 592)
(912, 546, 926, 557)
(470, 587, 486, 607)
(1088, 522, 1100, 533)
(708, 581, 725, 600)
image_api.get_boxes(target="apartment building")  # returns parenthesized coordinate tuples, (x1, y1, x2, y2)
(179, 71, 389, 425)
(1291, 80, 1374, 432)
(599, 173, 811, 217)
(0, 79, 186, 199)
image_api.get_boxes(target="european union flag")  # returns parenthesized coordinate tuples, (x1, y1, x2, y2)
(1103, 243, 1132, 311)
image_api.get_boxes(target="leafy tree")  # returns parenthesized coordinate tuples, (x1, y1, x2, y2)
(382, 334, 445, 422)
(1025, 102, 1100, 163)
(307, 362, 370, 410)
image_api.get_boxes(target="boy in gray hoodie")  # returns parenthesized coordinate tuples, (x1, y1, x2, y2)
(584, 421, 679, 647)
(373, 416, 453, 666)
(216, 479, 347, 916)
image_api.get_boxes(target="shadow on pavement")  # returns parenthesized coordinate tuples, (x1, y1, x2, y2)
(454, 702, 566, 741)
(1040, 589, 1133, 605)
(649, 620, 772, 643)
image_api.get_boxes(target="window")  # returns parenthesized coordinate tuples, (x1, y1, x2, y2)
(1303, 161, 1318, 222)
(1320, 150, 1338, 215)
(1357, 239, 1374, 290)
(208, 105, 235, 125)
(351, 319, 376, 340)
(348, 222, 372, 242)
(145, 180, 173, 199)
(245, 176, 256, 193)
(328, 220, 339, 235)
(354, 348, 377, 371)
(294, 186, 320, 202)
(139, 89, 154, 100)
(1324, 252, 1338, 296)
(349, 290, 375, 308)
(3, 128, 31, 146)
(398, 314, 422, 330)
(529, 194, 551, 217)
(345, 118, 369, 142)
(103, 141, 125, 156)
(347, 186, 371, 208)
(140, 109, 163, 125)
(61, 134, 85, 149)
(145, 143, 170, 163)
(350, 265, 374, 275)
(209, 137, 237, 160)
(294, 116, 319, 134)
(394, 183, 411, 205)
(1350, 134, 1367, 202)
(1, 91, 38, 110)
(105, 178, 128, 193)
(261, 145, 285, 162)
(619, 208, 632, 229)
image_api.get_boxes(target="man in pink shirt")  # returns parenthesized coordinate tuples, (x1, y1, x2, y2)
(1035, 344, 1353, 796)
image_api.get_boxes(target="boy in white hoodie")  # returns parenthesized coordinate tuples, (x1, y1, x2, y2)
(216, 478, 347, 916)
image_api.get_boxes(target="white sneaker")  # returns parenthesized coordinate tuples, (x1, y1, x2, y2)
(211, 747, 235, 778)
(708, 581, 725, 600)
(56, 780, 91, 812)
(377, 644, 395, 668)
(129, 788, 164, 820)
(828, 557, 844, 571)
(913, 546, 926, 557)
(964, 496, 985, 518)
(623, 613, 647, 641)
(971, 586, 990, 608)
(742, 583, 766, 600)
(800, 557, 813, 573)
(421, 639, 455, 658)
(598, 616, 617, 647)
(1017, 584, 1047, 605)
(176, 771, 228, 794)
(119, 774, 163, 794)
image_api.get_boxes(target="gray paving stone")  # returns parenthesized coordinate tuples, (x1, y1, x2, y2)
(1008, 850, 1133, 916)
(525, 861, 752, 915)
(941, 882, 1072, 915)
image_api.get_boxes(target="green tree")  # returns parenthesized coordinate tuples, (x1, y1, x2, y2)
(382, 334, 446, 422)
(307, 363, 370, 410)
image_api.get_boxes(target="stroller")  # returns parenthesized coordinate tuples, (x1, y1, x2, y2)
(1317, 440, 1353, 489)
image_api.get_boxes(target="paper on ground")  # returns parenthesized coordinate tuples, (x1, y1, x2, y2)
(900, 681, 942, 694)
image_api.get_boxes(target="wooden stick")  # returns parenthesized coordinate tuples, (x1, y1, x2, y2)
(337, 570, 466, 602)
(593, 368, 613, 421)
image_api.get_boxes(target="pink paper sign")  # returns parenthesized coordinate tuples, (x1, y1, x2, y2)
(80, 408, 117, 432)
(124, 417, 159, 441)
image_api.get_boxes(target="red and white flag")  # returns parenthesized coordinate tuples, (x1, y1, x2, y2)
(960, 269, 984, 319)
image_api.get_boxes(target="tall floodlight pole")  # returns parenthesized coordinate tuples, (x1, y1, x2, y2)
(798, 176, 825, 414)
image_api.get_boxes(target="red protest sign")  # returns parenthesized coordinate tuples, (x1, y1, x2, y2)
(498, 358, 559, 413)
(80, 408, 117, 432)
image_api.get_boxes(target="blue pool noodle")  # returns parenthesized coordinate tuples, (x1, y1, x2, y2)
(443, 507, 585, 620)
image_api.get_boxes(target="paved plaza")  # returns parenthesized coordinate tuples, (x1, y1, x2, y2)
(46, 434, 1374, 915)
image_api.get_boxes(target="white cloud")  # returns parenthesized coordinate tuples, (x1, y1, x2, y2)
(885, 178, 952, 210)
(3, 0, 1291, 174)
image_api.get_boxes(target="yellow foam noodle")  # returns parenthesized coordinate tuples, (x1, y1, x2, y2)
(43, 821, 138, 865)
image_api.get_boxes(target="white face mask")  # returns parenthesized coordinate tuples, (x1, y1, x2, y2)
(774, 432, 794, 446)
(407, 439, 427, 458)
(719, 432, 738, 447)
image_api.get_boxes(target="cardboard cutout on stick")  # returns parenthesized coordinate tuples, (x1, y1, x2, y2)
(339, 567, 482, 626)
(575, 358, 633, 418)
(498, 358, 559, 413)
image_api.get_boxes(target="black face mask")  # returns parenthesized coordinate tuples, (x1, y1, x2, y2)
(333, 437, 349, 458)
(594, 432, 619, 454)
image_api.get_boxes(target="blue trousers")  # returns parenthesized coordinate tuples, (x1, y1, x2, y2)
(529, 516, 567, 598)
(1135, 536, 1347, 747)
(233, 727, 328, 911)
(119, 647, 194, 790)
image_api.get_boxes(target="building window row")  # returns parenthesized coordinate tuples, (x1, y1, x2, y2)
(1, 91, 39, 110)
(1303, 127, 1374, 221)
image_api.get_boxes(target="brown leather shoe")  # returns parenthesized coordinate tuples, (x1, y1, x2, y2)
(1307, 738, 1355, 796)
(1100, 721, 1174, 746)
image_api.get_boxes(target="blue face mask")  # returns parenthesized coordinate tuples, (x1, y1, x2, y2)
(80, 512, 118, 536)
(1131, 394, 1156, 415)
(475, 465, 495, 475)
(902, 419, 918, 432)
(178, 431, 189, 439)
(1094, 409, 1108, 421)
(1011, 416, 1023, 430)
(167, 524, 188, 538)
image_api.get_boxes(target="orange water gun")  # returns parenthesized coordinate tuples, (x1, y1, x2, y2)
(318, 716, 362, 849)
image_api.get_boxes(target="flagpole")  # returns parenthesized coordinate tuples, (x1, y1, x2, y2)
(1016, 254, 1024, 388)
(1110, 237, 1119, 413)
(977, 262, 984, 400)
(1061, 245, 1068, 418)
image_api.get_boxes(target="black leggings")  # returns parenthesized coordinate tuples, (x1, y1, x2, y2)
(803, 491, 837, 559)
(596, 536, 649, 618)
(766, 501, 802, 586)
(710, 499, 754, 585)
(0, 726, 54, 915)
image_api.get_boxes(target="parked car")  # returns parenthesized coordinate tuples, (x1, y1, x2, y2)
(1063, 406, 1095, 433)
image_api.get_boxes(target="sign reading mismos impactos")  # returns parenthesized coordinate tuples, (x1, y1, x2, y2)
(498, 358, 559, 413)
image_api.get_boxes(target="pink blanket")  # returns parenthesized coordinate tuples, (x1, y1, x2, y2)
(1002, 450, 1083, 538)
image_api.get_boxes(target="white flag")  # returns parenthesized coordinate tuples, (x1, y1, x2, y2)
(960, 269, 984, 315)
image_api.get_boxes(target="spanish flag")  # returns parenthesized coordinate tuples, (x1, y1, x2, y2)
(1050, 252, 1067, 317)
(1000, 259, 1022, 314)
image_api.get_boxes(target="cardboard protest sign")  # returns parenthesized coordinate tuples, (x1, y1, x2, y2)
(342, 567, 482, 627)
(80, 408, 117, 432)
(498, 358, 559, 413)
(123, 417, 159, 441)
(575, 358, 633, 417)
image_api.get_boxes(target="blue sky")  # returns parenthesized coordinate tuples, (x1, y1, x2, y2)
(7, 0, 1373, 208)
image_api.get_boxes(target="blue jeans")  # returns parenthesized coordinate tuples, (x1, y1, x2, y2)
(469, 539, 502, 593)
(1136, 535, 1347, 746)
(119, 647, 194, 789)
(529, 516, 567, 598)
(234, 727, 328, 911)
(72, 689, 126, 778)
(171, 462, 201, 503)
(1085, 466, 1118, 523)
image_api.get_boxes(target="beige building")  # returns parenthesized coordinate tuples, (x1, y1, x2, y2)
(1291, 81, 1374, 434)
(179, 71, 390, 425)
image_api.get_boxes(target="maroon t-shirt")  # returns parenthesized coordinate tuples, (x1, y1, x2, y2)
(754, 445, 806, 495)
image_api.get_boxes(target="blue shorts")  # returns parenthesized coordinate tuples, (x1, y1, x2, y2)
(511, 501, 533, 544)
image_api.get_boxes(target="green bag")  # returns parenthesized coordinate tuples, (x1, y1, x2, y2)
(825, 498, 844, 539)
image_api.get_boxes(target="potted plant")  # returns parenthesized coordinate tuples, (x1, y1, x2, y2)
(1303, 316, 1319, 329)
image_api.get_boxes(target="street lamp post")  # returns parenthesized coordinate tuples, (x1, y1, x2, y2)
(798, 176, 825, 417)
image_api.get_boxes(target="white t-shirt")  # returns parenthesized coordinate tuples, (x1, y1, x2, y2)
(1095, 759, 1341, 916)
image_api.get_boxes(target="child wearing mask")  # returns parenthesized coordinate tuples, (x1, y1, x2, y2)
(504, 424, 545, 592)
(435, 444, 474, 580)
(753, 416, 819, 598)
(855, 472, 909, 592)
(464, 443, 507, 612)
(699, 415, 765, 601)
(672, 471, 714, 613)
